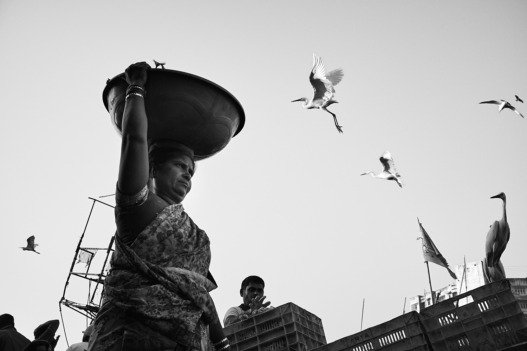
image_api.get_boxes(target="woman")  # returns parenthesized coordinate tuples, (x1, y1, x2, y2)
(88, 62, 230, 351)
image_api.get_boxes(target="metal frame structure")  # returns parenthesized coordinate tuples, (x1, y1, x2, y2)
(58, 197, 115, 346)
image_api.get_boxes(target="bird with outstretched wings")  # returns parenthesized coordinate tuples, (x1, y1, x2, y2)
(310, 54, 344, 104)
(21, 235, 40, 254)
(479, 99, 524, 118)
(292, 54, 344, 133)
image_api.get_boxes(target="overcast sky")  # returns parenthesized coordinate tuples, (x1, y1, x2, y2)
(1, 1, 526, 349)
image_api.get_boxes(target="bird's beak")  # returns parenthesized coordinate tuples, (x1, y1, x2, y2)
(291, 98, 302, 103)
(490, 194, 501, 199)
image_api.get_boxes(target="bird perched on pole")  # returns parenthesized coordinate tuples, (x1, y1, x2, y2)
(485, 192, 510, 268)
(479, 99, 524, 118)
(361, 151, 403, 188)
(21, 235, 40, 254)
(292, 54, 344, 133)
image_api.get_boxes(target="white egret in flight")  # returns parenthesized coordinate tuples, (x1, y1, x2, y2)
(361, 151, 403, 188)
(292, 54, 344, 133)
(21, 235, 40, 254)
(479, 99, 524, 118)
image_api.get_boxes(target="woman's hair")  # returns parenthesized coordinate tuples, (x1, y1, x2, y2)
(148, 140, 196, 175)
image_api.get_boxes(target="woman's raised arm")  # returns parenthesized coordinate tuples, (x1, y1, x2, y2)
(117, 62, 151, 195)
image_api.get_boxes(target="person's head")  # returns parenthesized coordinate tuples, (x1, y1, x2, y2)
(33, 320, 59, 349)
(24, 340, 50, 351)
(240, 276, 265, 305)
(149, 140, 196, 204)
(0, 314, 14, 329)
(82, 324, 94, 342)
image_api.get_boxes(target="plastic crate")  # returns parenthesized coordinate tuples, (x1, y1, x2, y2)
(419, 280, 527, 350)
(312, 311, 431, 351)
(224, 302, 327, 351)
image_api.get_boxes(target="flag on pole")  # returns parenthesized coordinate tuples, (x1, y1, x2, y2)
(76, 249, 94, 267)
(417, 218, 457, 279)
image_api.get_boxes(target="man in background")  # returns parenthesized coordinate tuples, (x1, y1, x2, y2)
(0, 313, 30, 351)
(223, 276, 273, 327)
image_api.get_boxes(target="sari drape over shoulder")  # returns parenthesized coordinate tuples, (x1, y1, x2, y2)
(89, 203, 216, 351)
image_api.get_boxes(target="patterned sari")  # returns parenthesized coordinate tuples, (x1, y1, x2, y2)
(88, 200, 217, 351)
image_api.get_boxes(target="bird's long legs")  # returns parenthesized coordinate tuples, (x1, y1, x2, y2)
(323, 107, 343, 133)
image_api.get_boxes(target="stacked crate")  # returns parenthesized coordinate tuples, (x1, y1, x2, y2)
(312, 311, 431, 351)
(419, 280, 527, 350)
(223, 303, 327, 351)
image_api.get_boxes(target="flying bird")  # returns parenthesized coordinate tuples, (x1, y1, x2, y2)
(485, 192, 509, 268)
(153, 60, 166, 69)
(292, 54, 344, 133)
(515, 95, 523, 103)
(479, 99, 524, 118)
(21, 235, 40, 254)
(361, 151, 403, 188)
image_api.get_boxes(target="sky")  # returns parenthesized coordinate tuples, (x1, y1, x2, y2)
(0, 0, 526, 349)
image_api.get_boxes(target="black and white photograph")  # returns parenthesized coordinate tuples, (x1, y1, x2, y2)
(0, 1, 526, 350)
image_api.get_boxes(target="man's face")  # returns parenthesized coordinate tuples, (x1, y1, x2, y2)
(242, 282, 264, 306)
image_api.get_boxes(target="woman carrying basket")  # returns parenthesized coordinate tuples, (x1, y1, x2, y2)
(88, 62, 231, 351)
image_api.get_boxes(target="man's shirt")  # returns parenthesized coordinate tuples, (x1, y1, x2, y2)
(223, 305, 274, 327)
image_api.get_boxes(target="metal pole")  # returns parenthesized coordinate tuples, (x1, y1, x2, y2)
(426, 261, 435, 305)
(464, 256, 467, 292)
(402, 297, 407, 314)
(360, 298, 365, 331)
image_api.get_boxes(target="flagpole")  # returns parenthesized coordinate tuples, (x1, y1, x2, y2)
(464, 256, 467, 293)
(426, 261, 435, 305)
(360, 298, 365, 331)
(459, 256, 466, 293)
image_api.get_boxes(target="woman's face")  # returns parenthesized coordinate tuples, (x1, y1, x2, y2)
(152, 153, 195, 204)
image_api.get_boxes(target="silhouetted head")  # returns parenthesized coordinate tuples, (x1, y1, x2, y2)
(34, 319, 60, 348)
(0, 314, 14, 329)
(25, 340, 51, 351)
(148, 140, 196, 204)
(240, 275, 265, 306)
(490, 192, 506, 201)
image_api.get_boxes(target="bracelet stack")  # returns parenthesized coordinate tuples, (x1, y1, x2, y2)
(213, 338, 230, 351)
(125, 84, 145, 100)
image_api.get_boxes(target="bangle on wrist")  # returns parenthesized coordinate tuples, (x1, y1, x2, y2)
(127, 84, 145, 92)
(213, 338, 229, 347)
(126, 85, 146, 97)
(125, 92, 144, 100)
(213, 338, 230, 351)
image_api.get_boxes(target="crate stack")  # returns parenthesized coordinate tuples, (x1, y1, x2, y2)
(224, 303, 327, 351)
(419, 280, 527, 350)
(312, 311, 431, 351)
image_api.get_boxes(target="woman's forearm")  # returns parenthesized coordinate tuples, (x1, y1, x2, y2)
(118, 63, 151, 194)
(122, 93, 148, 142)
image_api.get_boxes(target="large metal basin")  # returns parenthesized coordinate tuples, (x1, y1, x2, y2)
(102, 68, 245, 160)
